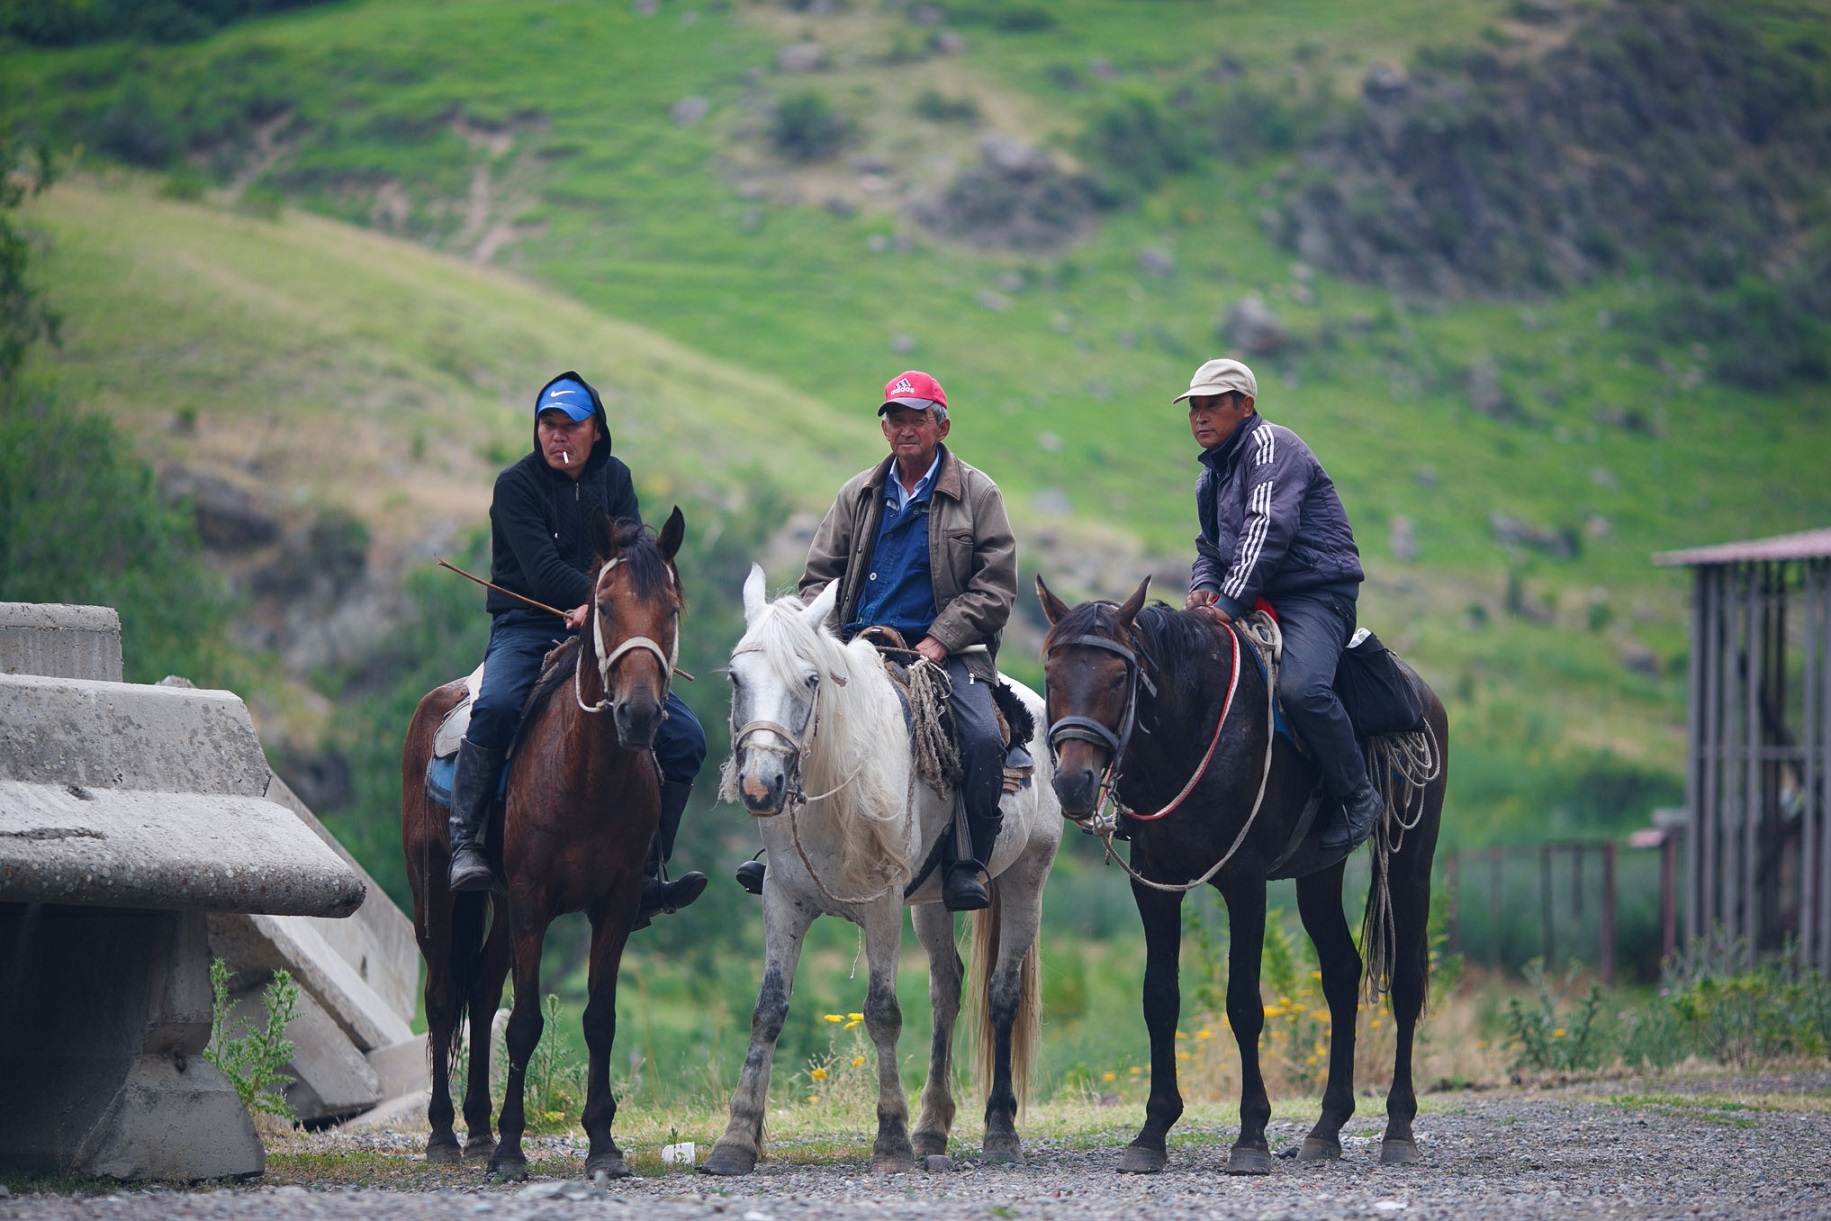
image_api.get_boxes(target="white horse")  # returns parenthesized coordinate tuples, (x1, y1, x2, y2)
(703, 566, 1064, 1175)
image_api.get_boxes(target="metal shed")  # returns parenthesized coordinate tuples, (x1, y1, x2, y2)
(1654, 528, 1831, 970)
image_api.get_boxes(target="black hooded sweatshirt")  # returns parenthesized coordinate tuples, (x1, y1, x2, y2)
(485, 371, 639, 624)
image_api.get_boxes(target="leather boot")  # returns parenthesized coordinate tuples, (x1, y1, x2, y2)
(1319, 782, 1385, 853)
(447, 737, 504, 892)
(635, 780, 708, 928)
(941, 796, 1000, 912)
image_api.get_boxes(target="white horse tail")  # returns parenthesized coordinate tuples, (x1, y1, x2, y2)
(968, 881, 1040, 1113)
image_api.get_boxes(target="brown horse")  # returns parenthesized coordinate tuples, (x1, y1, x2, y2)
(402, 509, 687, 1181)
(1037, 576, 1448, 1175)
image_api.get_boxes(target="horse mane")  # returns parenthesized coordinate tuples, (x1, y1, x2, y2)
(597, 517, 686, 613)
(730, 592, 911, 891)
(1045, 599, 1236, 712)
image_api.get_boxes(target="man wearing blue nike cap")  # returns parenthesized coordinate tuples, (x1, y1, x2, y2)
(447, 371, 707, 925)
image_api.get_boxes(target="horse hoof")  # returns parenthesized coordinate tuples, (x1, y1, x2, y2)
(1118, 1145, 1166, 1174)
(425, 1137, 461, 1165)
(982, 1135, 1024, 1166)
(699, 1145, 757, 1177)
(911, 1132, 947, 1158)
(464, 1135, 497, 1162)
(871, 1151, 916, 1174)
(487, 1156, 528, 1182)
(1225, 1146, 1273, 1176)
(586, 1152, 631, 1180)
(1380, 1139, 1421, 1166)
(1296, 1137, 1341, 1162)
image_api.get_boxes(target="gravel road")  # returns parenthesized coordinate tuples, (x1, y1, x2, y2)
(5, 1076, 1828, 1220)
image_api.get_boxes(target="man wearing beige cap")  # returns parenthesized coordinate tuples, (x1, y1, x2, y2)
(1176, 358, 1384, 853)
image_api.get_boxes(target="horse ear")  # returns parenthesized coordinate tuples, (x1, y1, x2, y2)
(1115, 575, 1152, 629)
(801, 579, 839, 631)
(743, 563, 768, 625)
(658, 505, 685, 562)
(590, 510, 617, 561)
(1035, 574, 1071, 627)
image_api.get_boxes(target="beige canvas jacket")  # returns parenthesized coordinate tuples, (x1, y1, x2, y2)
(799, 444, 1017, 681)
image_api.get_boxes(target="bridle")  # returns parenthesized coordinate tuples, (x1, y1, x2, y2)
(1043, 632, 1157, 783)
(726, 642, 846, 810)
(1044, 618, 1246, 829)
(574, 557, 681, 715)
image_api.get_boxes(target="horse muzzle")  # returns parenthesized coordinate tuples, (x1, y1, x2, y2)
(613, 692, 664, 752)
(1052, 766, 1103, 818)
(734, 753, 789, 818)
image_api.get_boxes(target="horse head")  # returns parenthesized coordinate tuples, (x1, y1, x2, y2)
(580, 506, 686, 751)
(724, 564, 840, 817)
(1036, 573, 1153, 819)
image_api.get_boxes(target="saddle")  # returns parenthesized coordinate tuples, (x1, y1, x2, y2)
(422, 642, 581, 808)
(856, 626, 1036, 798)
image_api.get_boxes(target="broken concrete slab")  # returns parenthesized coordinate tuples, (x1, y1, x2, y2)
(227, 986, 381, 1124)
(366, 1037, 430, 1102)
(208, 913, 411, 1052)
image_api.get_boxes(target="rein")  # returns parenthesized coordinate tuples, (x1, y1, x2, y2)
(1046, 613, 1284, 895)
(574, 557, 681, 715)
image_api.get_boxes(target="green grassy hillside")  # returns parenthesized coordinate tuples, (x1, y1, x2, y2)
(9, 0, 1831, 859)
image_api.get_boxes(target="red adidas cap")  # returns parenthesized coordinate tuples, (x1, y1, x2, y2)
(879, 370, 948, 415)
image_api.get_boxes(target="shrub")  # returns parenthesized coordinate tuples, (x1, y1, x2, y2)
(204, 959, 300, 1121)
(913, 89, 980, 124)
(771, 91, 849, 162)
(1505, 958, 1608, 1073)
(1081, 90, 1197, 193)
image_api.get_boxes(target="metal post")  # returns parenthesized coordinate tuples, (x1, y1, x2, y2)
(1661, 829, 1678, 962)
(1803, 558, 1820, 969)
(1571, 843, 1585, 921)
(1818, 560, 1831, 971)
(1745, 563, 1763, 950)
(1540, 844, 1555, 969)
(1601, 840, 1617, 986)
(1685, 562, 1704, 951)
(1490, 844, 1503, 971)
(1698, 565, 1722, 944)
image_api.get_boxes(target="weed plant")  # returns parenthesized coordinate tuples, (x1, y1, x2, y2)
(1504, 958, 1607, 1074)
(204, 959, 300, 1122)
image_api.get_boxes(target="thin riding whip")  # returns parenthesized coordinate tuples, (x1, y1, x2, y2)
(435, 555, 695, 681)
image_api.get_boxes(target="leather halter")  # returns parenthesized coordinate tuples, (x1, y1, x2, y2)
(575, 556, 680, 715)
(727, 643, 823, 808)
(1044, 633, 1156, 774)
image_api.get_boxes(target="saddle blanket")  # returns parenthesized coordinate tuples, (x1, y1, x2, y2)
(423, 662, 505, 809)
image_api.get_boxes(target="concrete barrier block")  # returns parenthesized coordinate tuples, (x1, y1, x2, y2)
(0, 781, 364, 917)
(0, 603, 122, 682)
(264, 774, 418, 1023)
(365, 1036, 431, 1101)
(0, 674, 271, 795)
(226, 987, 381, 1124)
(208, 914, 412, 1053)
(0, 906, 263, 1180)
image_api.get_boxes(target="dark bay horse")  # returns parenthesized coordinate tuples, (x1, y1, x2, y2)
(1037, 575, 1448, 1174)
(402, 509, 687, 1181)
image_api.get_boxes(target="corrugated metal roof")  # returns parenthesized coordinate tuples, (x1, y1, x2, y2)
(1652, 526, 1831, 567)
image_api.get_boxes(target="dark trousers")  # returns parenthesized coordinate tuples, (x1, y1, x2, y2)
(1272, 588, 1369, 801)
(469, 615, 706, 785)
(945, 654, 1004, 849)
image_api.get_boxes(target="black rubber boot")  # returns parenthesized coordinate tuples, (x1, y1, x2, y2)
(635, 780, 707, 928)
(447, 737, 504, 893)
(941, 799, 1000, 913)
(735, 853, 766, 895)
(1319, 782, 1385, 853)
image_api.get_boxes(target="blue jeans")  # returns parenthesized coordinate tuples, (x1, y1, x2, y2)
(469, 615, 705, 785)
(1272, 588, 1369, 801)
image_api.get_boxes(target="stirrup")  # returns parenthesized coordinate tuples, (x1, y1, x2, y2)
(735, 856, 766, 895)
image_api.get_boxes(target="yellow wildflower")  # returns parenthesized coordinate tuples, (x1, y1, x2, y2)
(1175, 1030, 1187, 1039)
(824, 1014, 844, 1024)
(811, 1067, 828, 1081)
(1553, 1028, 1567, 1038)
(852, 1055, 866, 1068)
(848, 1012, 864, 1022)
(1102, 1071, 1117, 1082)
(1176, 1052, 1190, 1062)
(1196, 1028, 1213, 1041)
(844, 1020, 862, 1031)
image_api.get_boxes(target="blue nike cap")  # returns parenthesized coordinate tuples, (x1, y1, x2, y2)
(536, 378, 595, 422)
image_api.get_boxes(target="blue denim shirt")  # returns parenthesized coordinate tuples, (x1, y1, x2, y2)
(846, 455, 939, 640)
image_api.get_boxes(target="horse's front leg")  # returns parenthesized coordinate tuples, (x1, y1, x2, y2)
(1121, 880, 1185, 1174)
(910, 902, 961, 1159)
(980, 844, 1052, 1166)
(1220, 873, 1272, 1175)
(862, 898, 914, 1172)
(1295, 862, 1360, 1162)
(488, 909, 549, 1182)
(703, 887, 817, 1177)
(580, 889, 641, 1181)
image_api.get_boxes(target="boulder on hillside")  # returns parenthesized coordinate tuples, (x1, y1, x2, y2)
(908, 136, 1101, 252)
(158, 464, 279, 552)
(1221, 295, 1287, 355)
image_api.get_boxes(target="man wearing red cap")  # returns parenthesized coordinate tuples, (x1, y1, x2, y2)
(741, 370, 1018, 910)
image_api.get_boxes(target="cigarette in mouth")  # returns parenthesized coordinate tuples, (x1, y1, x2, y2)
(562, 451, 570, 465)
